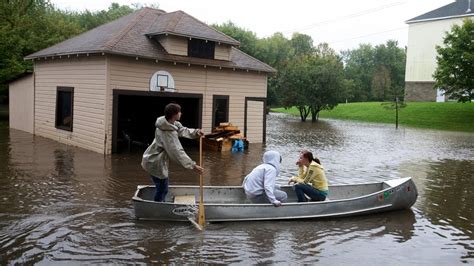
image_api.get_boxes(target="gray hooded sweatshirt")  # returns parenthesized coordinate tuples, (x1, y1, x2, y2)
(242, 150, 281, 204)
(141, 116, 200, 178)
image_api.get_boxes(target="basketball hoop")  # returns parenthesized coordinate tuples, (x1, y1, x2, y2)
(150, 70, 176, 92)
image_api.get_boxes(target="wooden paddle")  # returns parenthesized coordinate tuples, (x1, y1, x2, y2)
(198, 135, 206, 228)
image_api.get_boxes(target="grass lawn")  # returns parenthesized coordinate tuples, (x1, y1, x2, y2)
(271, 102, 474, 132)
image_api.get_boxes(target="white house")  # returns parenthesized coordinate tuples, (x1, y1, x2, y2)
(405, 0, 473, 101)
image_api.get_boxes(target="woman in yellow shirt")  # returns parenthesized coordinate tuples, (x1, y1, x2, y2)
(288, 151, 328, 202)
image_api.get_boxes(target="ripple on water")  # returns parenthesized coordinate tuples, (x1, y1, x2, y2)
(1, 114, 473, 264)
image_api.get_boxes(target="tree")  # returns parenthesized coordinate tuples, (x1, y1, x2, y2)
(0, 0, 83, 103)
(307, 44, 346, 121)
(341, 44, 375, 102)
(66, 3, 135, 30)
(433, 19, 474, 102)
(342, 40, 406, 102)
(279, 43, 346, 122)
(373, 40, 406, 101)
(290, 33, 314, 57)
(0, 2, 136, 103)
(212, 21, 259, 56)
(371, 65, 391, 100)
(278, 57, 311, 121)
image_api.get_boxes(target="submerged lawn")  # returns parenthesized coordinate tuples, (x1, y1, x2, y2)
(272, 102, 474, 132)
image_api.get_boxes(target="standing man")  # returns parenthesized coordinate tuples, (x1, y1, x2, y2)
(141, 103, 204, 202)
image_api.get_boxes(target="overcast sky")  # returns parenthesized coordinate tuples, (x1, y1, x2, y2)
(50, 0, 455, 52)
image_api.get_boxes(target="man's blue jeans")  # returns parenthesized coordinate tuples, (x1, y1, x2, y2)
(150, 176, 169, 202)
(294, 183, 327, 202)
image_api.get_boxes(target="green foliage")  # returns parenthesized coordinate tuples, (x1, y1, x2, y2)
(290, 33, 314, 57)
(433, 19, 474, 103)
(272, 102, 474, 132)
(279, 43, 345, 121)
(341, 44, 375, 102)
(212, 21, 259, 56)
(64, 3, 136, 31)
(342, 40, 406, 102)
(0, 1, 136, 103)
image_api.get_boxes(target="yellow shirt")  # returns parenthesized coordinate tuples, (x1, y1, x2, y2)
(290, 161, 328, 192)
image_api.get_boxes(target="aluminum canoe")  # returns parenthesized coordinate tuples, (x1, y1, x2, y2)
(132, 177, 418, 222)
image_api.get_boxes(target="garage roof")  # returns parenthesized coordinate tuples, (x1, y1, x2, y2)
(145, 11, 240, 46)
(25, 8, 275, 73)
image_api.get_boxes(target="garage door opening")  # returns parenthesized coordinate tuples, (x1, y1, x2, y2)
(112, 90, 202, 153)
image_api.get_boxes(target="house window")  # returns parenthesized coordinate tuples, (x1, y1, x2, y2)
(188, 39, 215, 59)
(212, 95, 229, 127)
(55, 87, 74, 131)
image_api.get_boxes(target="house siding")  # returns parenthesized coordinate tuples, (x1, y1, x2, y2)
(405, 17, 469, 82)
(34, 56, 107, 153)
(214, 44, 231, 61)
(158, 35, 187, 56)
(246, 100, 264, 143)
(404, 17, 471, 101)
(9, 74, 35, 133)
(106, 55, 267, 154)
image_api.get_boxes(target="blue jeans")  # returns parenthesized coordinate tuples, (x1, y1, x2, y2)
(294, 183, 327, 202)
(150, 176, 169, 202)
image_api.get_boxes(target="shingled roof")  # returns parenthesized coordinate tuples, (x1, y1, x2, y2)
(407, 0, 473, 23)
(25, 8, 275, 73)
(145, 11, 240, 46)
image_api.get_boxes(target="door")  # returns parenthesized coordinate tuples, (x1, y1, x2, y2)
(244, 97, 266, 143)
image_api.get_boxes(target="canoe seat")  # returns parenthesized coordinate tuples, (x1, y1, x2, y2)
(174, 195, 196, 204)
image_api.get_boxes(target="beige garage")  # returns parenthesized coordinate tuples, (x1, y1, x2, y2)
(9, 8, 275, 154)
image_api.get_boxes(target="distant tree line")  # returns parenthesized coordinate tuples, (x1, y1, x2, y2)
(2, 2, 470, 121)
(214, 22, 407, 121)
(0, 0, 139, 104)
(1, 2, 408, 122)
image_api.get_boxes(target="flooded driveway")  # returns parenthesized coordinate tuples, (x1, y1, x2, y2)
(0, 113, 473, 264)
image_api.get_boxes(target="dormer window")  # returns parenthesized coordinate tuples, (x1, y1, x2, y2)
(188, 39, 215, 59)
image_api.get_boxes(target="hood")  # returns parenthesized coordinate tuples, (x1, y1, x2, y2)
(262, 150, 281, 175)
(155, 116, 178, 131)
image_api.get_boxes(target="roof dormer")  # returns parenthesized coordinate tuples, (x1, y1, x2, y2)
(145, 11, 238, 61)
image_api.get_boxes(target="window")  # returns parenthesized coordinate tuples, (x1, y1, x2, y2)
(212, 95, 229, 127)
(188, 39, 215, 59)
(55, 87, 74, 131)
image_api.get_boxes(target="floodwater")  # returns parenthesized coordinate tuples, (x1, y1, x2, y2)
(0, 113, 473, 264)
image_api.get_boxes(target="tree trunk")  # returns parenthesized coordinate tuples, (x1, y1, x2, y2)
(298, 106, 309, 122)
(310, 107, 320, 122)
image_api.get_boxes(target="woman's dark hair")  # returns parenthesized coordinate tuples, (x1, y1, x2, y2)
(302, 151, 321, 165)
(164, 103, 181, 120)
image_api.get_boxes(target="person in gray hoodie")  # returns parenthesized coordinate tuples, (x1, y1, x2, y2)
(141, 103, 204, 202)
(242, 150, 288, 207)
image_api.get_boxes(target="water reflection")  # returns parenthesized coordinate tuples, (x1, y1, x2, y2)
(419, 159, 474, 260)
(1, 113, 473, 264)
